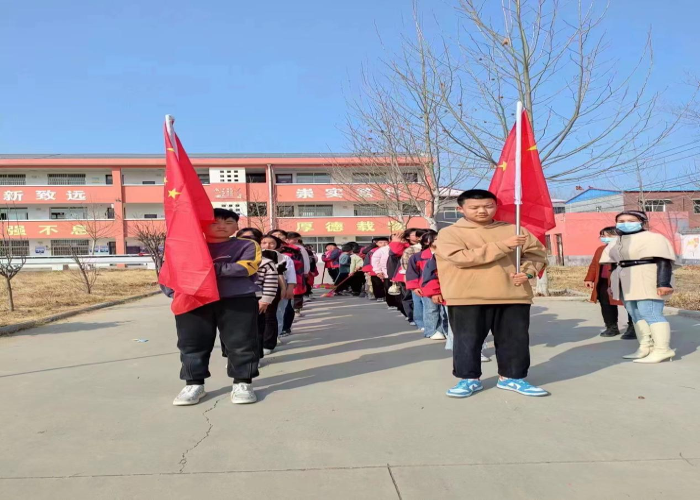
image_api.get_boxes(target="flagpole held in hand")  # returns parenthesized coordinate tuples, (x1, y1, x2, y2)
(514, 101, 523, 274)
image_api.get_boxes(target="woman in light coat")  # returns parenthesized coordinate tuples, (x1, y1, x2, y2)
(601, 211, 676, 363)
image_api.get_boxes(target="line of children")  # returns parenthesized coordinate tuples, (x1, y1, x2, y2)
(361, 237, 389, 302)
(235, 228, 282, 368)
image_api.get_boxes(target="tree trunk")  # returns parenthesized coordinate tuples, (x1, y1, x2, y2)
(536, 269, 550, 296)
(426, 216, 438, 231)
(5, 276, 14, 312)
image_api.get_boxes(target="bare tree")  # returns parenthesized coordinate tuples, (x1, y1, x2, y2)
(133, 220, 166, 275)
(350, 0, 689, 292)
(63, 202, 119, 294)
(340, 8, 476, 231)
(245, 191, 269, 233)
(0, 214, 28, 312)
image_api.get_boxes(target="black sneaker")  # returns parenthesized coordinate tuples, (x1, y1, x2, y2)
(600, 325, 621, 337)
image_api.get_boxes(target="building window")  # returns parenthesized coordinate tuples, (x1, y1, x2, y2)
(197, 173, 210, 185)
(47, 173, 86, 186)
(106, 207, 115, 219)
(642, 199, 670, 212)
(276, 204, 295, 218)
(105, 174, 113, 185)
(142, 180, 156, 185)
(298, 204, 333, 217)
(352, 173, 386, 183)
(247, 202, 268, 217)
(553, 206, 565, 214)
(0, 207, 29, 221)
(0, 174, 26, 186)
(50, 207, 88, 220)
(694, 200, 700, 214)
(296, 172, 331, 184)
(51, 239, 90, 256)
(354, 204, 388, 216)
(402, 204, 421, 216)
(144, 214, 159, 219)
(0, 240, 29, 257)
(402, 172, 419, 182)
(276, 174, 293, 184)
(354, 236, 374, 247)
(246, 173, 266, 183)
(302, 236, 335, 253)
(440, 208, 460, 221)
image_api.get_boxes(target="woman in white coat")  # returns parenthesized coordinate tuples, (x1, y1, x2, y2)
(601, 211, 676, 363)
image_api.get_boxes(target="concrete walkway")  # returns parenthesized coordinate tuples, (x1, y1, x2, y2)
(1, 294, 699, 499)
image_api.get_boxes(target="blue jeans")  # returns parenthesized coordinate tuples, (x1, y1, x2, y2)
(624, 299, 667, 325)
(277, 298, 289, 334)
(422, 297, 448, 337)
(412, 291, 425, 329)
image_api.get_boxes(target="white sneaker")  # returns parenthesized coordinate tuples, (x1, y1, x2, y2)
(231, 383, 257, 404)
(173, 385, 206, 406)
(388, 306, 397, 310)
(481, 352, 491, 362)
(430, 332, 446, 340)
(263, 348, 273, 356)
(409, 321, 417, 326)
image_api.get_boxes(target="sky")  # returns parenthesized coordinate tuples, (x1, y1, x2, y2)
(1, 0, 699, 195)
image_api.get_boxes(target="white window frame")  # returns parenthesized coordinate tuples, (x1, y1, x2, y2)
(297, 204, 333, 217)
(642, 199, 670, 213)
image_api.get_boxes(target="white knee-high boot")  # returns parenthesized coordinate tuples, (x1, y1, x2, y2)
(622, 320, 653, 359)
(634, 322, 674, 363)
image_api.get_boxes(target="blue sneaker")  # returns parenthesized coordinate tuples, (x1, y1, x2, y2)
(496, 378, 549, 397)
(446, 379, 483, 398)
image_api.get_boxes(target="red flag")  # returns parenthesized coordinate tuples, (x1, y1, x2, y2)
(158, 116, 220, 314)
(488, 111, 555, 244)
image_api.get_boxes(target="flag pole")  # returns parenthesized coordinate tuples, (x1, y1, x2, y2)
(165, 114, 178, 159)
(514, 101, 523, 274)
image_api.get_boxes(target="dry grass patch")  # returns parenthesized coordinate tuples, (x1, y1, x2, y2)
(0, 269, 159, 327)
(548, 265, 700, 311)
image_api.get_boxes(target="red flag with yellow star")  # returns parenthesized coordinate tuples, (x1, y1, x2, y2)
(488, 110, 555, 244)
(158, 116, 219, 314)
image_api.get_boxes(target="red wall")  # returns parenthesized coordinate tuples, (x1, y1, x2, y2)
(546, 212, 686, 258)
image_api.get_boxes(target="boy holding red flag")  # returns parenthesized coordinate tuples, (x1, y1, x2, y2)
(159, 116, 261, 407)
(436, 106, 554, 399)
(435, 190, 548, 398)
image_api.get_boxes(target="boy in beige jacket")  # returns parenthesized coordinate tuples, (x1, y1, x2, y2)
(435, 189, 549, 398)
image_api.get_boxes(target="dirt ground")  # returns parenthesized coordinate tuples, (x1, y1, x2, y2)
(0, 269, 159, 327)
(548, 265, 700, 311)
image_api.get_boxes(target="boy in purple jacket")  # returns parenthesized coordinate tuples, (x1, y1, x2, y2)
(166, 209, 262, 406)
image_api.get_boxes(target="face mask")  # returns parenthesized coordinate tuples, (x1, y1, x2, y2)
(616, 222, 643, 233)
(600, 237, 615, 244)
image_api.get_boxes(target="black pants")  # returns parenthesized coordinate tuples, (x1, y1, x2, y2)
(327, 268, 339, 283)
(283, 295, 304, 331)
(335, 272, 350, 292)
(370, 275, 385, 299)
(449, 304, 531, 380)
(349, 272, 365, 295)
(262, 291, 281, 352)
(399, 282, 414, 322)
(175, 296, 259, 383)
(384, 279, 405, 314)
(598, 278, 632, 327)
